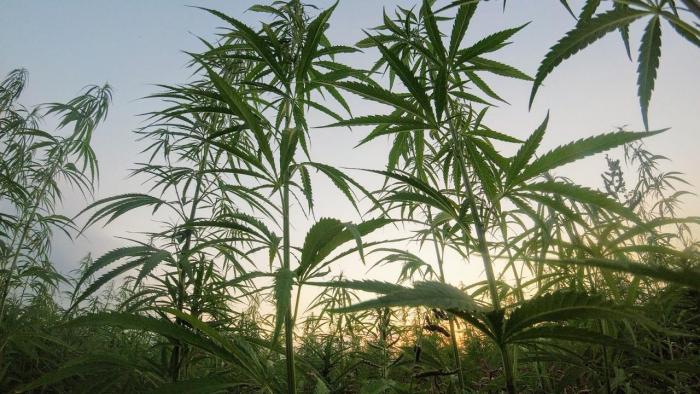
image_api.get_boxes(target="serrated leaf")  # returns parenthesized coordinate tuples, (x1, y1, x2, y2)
(367, 34, 435, 122)
(323, 80, 424, 118)
(449, 2, 478, 58)
(332, 281, 482, 314)
(422, 0, 446, 61)
(530, 8, 646, 108)
(524, 181, 639, 222)
(504, 291, 657, 339)
(272, 268, 294, 344)
(637, 16, 662, 130)
(456, 23, 528, 64)
(507, 113, 549, 183)
(544, 258, 700, 290)
(517, 129, 664, 182)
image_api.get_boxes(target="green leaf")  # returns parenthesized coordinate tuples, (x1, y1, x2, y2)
(199, 8, 286, 84)
(298, 165, 313, 211)
(509, 325, 645, 355)
(663, 12, 700, 48)
(322, 114, 431, 129)
(69, 245, 160, 311)
(298, 218, 345, 277)
(197, 60, 274, 166)
(544, 258, 700, 290)
(272, 268, 294, 344)
(524, 181, 639, 222)
(313, 279, 405, 295)
(70, 259, 146, 312)
(467, 57, 532, 80)
(297, 218, 391, 280)
(558, 0, 576, 19)
(367, 34, 435, 122)
(507, 113, 549, 183)
(331, 281, 483, 314)
(504, 291, 657, 339)
(323, 80, 424, 118)
(296, 3, 337, 84)
(77, 193, 166, 230)
(637, 16, 662, 130)
(456, 24, 528, 64)
(421, 0, 446, 61)
(530, 8, 646, 108)
(65, 313, 234, 362)
(19, 353, 162, 392)
(517, 129, 664, 182)
(433, 66, 448, 121)
(577, 0, 601, 26)
(449, 2, 478, 58)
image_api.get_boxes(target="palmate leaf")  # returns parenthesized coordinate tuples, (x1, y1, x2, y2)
(298, 218, 345, 278)
(530, 7, 647, 108)
(197, 60, 274, 166)
(523, 181, 639, 223)
(637, 16, 662, 130)
(516, 129, 665, 182)
(65, 313, 233, 361)
(508, 325, 645, 355)
(503, 290, 657, 340)
(609, 216, 700, 246)
(77, 193, 166, 230)
(68, 311, 272, 385)
(198, 8, 286, 84)
(331, 281, 482, 314)
(544, 258, 700, 290)
(321, 80, 424, 118)
(366, 34, 435, 123)
(297, 217, 391, 280)
(372, 169, 456, 214)
(69, 258, 151, 313)
(19, 353, 163, 393)
(70, 245, 157, 302)
(164, 308, 273, 385)
(301, 162, 383, 215)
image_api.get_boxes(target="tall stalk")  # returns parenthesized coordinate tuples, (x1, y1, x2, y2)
(444, 105, 514, 393)
(281, 177, 296, 392)
(427, 208, 465, 393)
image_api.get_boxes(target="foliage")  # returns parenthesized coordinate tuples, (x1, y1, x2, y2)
(1, 1, 698, 393)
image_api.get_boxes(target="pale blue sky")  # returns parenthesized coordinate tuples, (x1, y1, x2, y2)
(2, 0, 698, 284)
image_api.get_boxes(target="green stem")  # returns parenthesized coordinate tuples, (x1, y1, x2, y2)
(282, 180, 297, 394)
(500, 344, 516, 394)
(445, 105, 515, 392)
(427, 208, 466, 393)
(169, 147, 207, 382)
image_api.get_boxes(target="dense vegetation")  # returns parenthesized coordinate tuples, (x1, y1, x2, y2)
(1, 0, 699, 392)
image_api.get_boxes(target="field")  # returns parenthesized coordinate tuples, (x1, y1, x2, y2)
(1, 1, 699, 392)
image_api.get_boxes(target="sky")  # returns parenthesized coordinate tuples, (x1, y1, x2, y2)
(1, 0, 699, 298)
